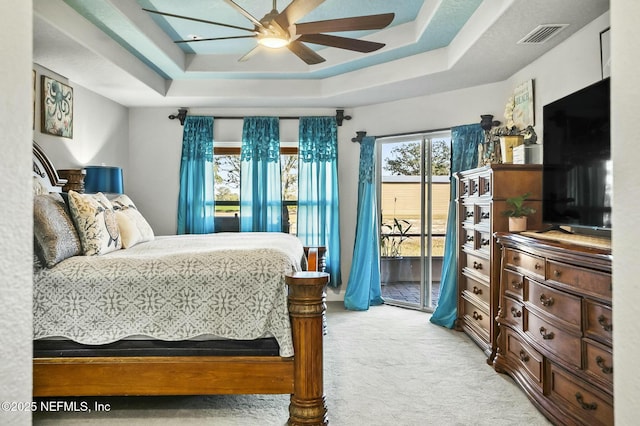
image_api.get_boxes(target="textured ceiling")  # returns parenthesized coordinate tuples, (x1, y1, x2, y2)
(33, 0, 610, 108)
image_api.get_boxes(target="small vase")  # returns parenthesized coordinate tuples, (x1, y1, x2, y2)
(508, 217, 527, 233)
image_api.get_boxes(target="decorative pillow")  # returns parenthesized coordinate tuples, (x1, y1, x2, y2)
(67, 191, 122, 255)
(33, 176, 48, 195)
(111, 194, 155, 248)
(33, 192, 82, 267)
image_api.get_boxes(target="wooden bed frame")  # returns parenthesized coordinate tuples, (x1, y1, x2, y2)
(32, 143, 329, 426)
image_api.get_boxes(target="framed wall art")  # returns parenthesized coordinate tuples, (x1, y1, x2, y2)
(41, 75, 73, 138)
(511, 79, 534, 129)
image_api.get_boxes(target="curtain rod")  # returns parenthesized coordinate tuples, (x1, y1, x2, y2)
(169, 108, 352, 126)
(352, 127, 452, 143)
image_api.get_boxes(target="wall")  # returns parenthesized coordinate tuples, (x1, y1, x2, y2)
(32, 63, 129, 184)
(611, 1, 640, 423)
(504, 12, 610, 141)
(0, 1, 33, 425)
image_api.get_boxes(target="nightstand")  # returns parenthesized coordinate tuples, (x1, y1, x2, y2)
(57, 169, 86, 193)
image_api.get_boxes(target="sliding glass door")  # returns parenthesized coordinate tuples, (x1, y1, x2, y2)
(378, 131, 451, 310)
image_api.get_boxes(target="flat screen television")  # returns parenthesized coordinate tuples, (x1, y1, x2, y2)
(542, 78, 611, 231)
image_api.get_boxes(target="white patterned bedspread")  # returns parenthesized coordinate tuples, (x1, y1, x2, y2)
(33, 233, 306, 357)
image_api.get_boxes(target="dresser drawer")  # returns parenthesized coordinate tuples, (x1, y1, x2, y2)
(547, 260, 611, 301)
(478, 174, 491, 196)
(462, 204, 476, 225)
(584, 300, 613, 345)
(505, 328, 543, 387)
(505, 249, 545, 281)
(548, 363, 613, 426)
(461, 296, 489, 340)
(503, 269, 524, 300)
(477, 230, 491, 254)
(463, 251, 490, 279)
(478, 204, 491, 225)
(461, 274, 490, 306)
(462, 227, 475, 250)
(462, 176, 480, 198)
(502, 297, 523, 329)
(584, 339, 613, 387)
(525, 310, 581, 368)
(526, 279, 581, 330)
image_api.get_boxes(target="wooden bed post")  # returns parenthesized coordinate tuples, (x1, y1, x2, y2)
(286, 271, 329, 426)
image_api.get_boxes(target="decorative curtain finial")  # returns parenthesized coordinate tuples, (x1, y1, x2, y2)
(169, 108, 189, 126)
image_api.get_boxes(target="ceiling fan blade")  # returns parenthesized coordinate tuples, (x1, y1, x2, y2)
(275, 0, 325, 31)
(238, 45, 262, 62)
(294, 13, 395, 35)
(142, 8, 255, 33)
(175, 35, 256, 44)
(223, 0, 265, 29)
(287, 40, 325, 65)
(297, 34, 385, 53)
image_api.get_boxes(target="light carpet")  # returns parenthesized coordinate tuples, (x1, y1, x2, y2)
(33, 302, 551, 425)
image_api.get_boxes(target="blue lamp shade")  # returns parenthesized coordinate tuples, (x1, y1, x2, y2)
(84, 166, 124, 194)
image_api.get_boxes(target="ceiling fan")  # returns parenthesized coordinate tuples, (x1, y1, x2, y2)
(143, 0, 394, 65)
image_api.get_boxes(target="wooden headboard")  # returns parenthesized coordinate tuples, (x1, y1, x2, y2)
(33, 142, 66, 192)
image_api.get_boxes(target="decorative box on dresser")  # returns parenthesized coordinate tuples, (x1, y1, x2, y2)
(494, 232, 612, 426)
(455, 164, 542, 362)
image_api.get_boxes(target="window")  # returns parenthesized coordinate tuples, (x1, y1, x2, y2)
(213, 145, 298, 233)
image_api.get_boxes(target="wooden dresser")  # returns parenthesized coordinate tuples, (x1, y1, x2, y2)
(455, 164, 542, 361)
(494, 233, 612, 426)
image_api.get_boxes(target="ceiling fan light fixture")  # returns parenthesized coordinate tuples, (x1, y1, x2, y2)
(257, 35, 289, 49)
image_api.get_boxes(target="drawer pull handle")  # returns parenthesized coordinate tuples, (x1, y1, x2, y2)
(539, 327, 555, 340)
(466, 211, 474, 218)
(575, 393, 598, 411)
(553, 270, 561, 277)
(481, 238, 490, 246)
(472, 286, 482, 295)
(518, 350, 529, 362)
(534, 263, 542, 270)
(511, 280, 523, 290)
(596, 356, 613, 374)
(481, 212, 490, 219)
(472, 311, 483, 321)
(539, 294, 555, 307)
(466, 236, 474, 242)
(510, 307, 522, 318)
(473, 261, 483, 270)
(598, 315, 613, 332)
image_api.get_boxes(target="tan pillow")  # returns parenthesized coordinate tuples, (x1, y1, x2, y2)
(111, 194, 155, 248)
(33, 193, 82, 267)
(33, 176, 48, 195)
(67, 191, 121, 255)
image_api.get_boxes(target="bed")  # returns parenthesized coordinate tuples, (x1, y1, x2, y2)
(31, 142, 329, 425)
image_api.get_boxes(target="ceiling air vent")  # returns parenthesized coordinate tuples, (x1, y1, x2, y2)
(517, 24, 569, 44)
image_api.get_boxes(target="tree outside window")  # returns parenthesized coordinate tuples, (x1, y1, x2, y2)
(213, 149, 298, 234)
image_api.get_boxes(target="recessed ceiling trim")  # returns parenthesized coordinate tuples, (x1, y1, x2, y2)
(517, 24, 569, 44)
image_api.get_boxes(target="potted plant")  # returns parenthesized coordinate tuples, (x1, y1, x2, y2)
(502, 192, 536, 232)
(381, 218, 412, 258)
(380, 218, 413, 283)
